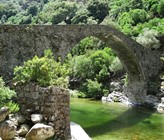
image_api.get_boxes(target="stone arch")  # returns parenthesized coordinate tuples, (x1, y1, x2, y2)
(0, 25, 163, 103)
(57, 25, 163, 103)
(67, 28, 143, 83)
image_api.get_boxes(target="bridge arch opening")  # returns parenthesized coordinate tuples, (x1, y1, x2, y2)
(65, 30, 148, 103)
(67, 36, 126, 97)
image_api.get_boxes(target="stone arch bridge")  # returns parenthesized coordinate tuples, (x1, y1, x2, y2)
(0, 25, 163, 103)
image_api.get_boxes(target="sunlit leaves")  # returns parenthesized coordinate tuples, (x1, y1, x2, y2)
(14, 49, 69, 88)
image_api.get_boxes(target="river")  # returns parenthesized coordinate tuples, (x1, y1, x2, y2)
(70, 98, 164, 140)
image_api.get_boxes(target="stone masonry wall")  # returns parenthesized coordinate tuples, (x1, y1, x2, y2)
(15, 83, 71, 140)
(0, 25, 162, 83)
(0, 25, 163, 103)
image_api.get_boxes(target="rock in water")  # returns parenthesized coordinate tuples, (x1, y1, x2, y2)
(26, 123, 54, 140)
(0, 107, 9, 122)
(0, 120, 16, 140)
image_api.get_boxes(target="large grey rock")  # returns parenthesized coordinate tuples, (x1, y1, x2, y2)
(71, 122, 91, 140)
(25, 123, 54, 140)
(0, 120, 16, 140)
(0, 107, 9, 122)
(101, 96, 107, 102)
(17, 124, 30, 136)
(161, 97, 164, 104)
(157, 97, 164, 113)
(110, 81, 123, 92)
(157, 103, 164, 113)
(145, 95, 159, 107)
(31, 114, 43, 124)
(102, 91, 130, 104)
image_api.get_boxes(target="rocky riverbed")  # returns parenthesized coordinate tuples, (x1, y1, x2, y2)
(0, 107, 91, 140)
(101, 81, 164, 113)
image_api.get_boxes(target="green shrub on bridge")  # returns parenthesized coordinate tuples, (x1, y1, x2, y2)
(14, 49, 69, 88)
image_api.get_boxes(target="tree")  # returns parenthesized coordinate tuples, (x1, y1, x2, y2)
(128, 0, 143, 9)
(157, 0, 164, 17)
(136, 28, 160, 49)
(19, 15, 32, 24)
(86, 79, 103, 99)
(71, 10, 89, 24)
(0, 3, 18, 19)
(129, 9, 148, 25)
(87, 0, 109, 23)
(0, 77, 19, 113)
(39, 1, 77, 24)
(27, 5, 38, 16)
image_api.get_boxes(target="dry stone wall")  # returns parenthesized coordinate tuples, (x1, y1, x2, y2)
(15, 83, 71, 140)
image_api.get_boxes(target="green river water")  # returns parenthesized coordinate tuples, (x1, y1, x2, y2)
(70, 98, 164, 140)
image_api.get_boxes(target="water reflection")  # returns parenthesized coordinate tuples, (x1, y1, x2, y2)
(71, 98, 164, 140)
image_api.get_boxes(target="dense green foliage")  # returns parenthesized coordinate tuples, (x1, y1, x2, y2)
(0, 0, 163, 36)
(67, 37, 123, 98)
(14, 50, 69, 88)
(0, 77, 19, 112)
(0, 0, 163, 46)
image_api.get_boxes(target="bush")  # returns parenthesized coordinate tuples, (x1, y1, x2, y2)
(135, 28, 160, 49)
(71, 37, 99, 55)
(157, 0, 164, 17)
(132, 18, 164, 36)
(129, 9, 148, 25)
(14, 49, 69, 88)
(87, 0, 109, 23)
(39, 1, 77, 24)
(96, 65, 109, 82)
(67, 47, 115, 98)
(27, 5, 38, 16)
(89, 48, 114, 73)
(71, 10, 89, 24)
(86, 79, 103, 99)
(122, 74, 129, 86)
(109, 57, 123, 72)
(0, 77, 19, 113)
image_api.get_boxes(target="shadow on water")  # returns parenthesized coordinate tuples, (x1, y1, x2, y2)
(71, 98, 164, 139)
(84, 106, 154, 137)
